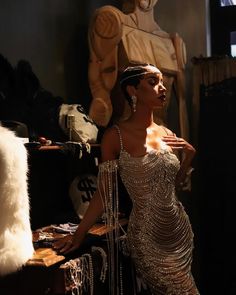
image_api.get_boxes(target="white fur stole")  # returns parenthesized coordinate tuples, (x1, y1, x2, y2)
(0, 125, 34, 276)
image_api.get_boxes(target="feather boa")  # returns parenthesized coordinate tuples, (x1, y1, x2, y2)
(0, 125, 34, 276)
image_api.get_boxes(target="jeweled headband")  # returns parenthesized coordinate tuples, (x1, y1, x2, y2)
(119, 64, 161, 85)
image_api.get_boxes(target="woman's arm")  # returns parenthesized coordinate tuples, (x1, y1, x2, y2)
(53, 127, 120, 254)
(53, 190, 104, 254)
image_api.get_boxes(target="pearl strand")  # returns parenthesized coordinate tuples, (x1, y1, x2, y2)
(92, 246, 108, 283)
(81, 253, 94, 295)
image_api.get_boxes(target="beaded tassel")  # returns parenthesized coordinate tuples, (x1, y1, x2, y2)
(91, 246, 108, 283)
(97, 160, 123, 295)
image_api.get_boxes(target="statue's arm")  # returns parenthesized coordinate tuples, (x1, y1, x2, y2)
(88, 6, 123, 126)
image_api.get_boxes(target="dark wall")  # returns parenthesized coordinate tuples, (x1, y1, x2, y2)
(0, 0, 120, 110)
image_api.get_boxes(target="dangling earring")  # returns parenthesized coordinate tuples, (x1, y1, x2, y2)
(131, 95, 137, 112)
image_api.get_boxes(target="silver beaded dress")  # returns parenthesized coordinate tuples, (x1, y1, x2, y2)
(115, 125, 199, 295)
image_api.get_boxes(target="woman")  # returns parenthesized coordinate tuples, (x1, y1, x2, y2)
(54, 63, 199, 294)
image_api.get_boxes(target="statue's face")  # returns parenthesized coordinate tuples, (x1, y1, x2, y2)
(137, 0, 158, 11)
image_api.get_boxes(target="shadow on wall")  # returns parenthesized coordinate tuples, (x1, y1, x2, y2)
(63, 0, 122, 111)
(63, 25, 91, 111)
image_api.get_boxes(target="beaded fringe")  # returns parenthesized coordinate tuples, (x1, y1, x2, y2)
(98, 160, 124, 295)
(62, 246, 108, 295)
(62, 254, 93, 295)
(62, 160, 124, 295)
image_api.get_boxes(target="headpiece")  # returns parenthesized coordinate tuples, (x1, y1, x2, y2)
(119, 64, 160, 85)
(119, 72, 147, 84)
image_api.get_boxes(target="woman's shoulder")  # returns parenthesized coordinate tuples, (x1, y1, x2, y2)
(100, 125, 121, 161)
(102, 124, 120, 141)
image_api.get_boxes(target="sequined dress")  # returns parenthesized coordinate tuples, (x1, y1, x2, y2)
(115, 126, 199, 295)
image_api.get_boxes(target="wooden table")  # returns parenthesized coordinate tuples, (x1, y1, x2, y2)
(0, 219, 128, 295)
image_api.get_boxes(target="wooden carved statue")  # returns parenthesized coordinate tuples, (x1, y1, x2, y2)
(88, 0, 189, 139)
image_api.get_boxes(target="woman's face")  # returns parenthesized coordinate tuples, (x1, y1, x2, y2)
(135, 65, 166, 109)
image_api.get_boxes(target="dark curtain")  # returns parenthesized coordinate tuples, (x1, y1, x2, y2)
(198, 77, 236, 295)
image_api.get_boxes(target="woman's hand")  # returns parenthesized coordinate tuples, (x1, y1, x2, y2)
(53, 232, 85, 254)
(161, 135, 196, 156)
(53, 190, 104, 255)
(162, 135, 196, 190)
